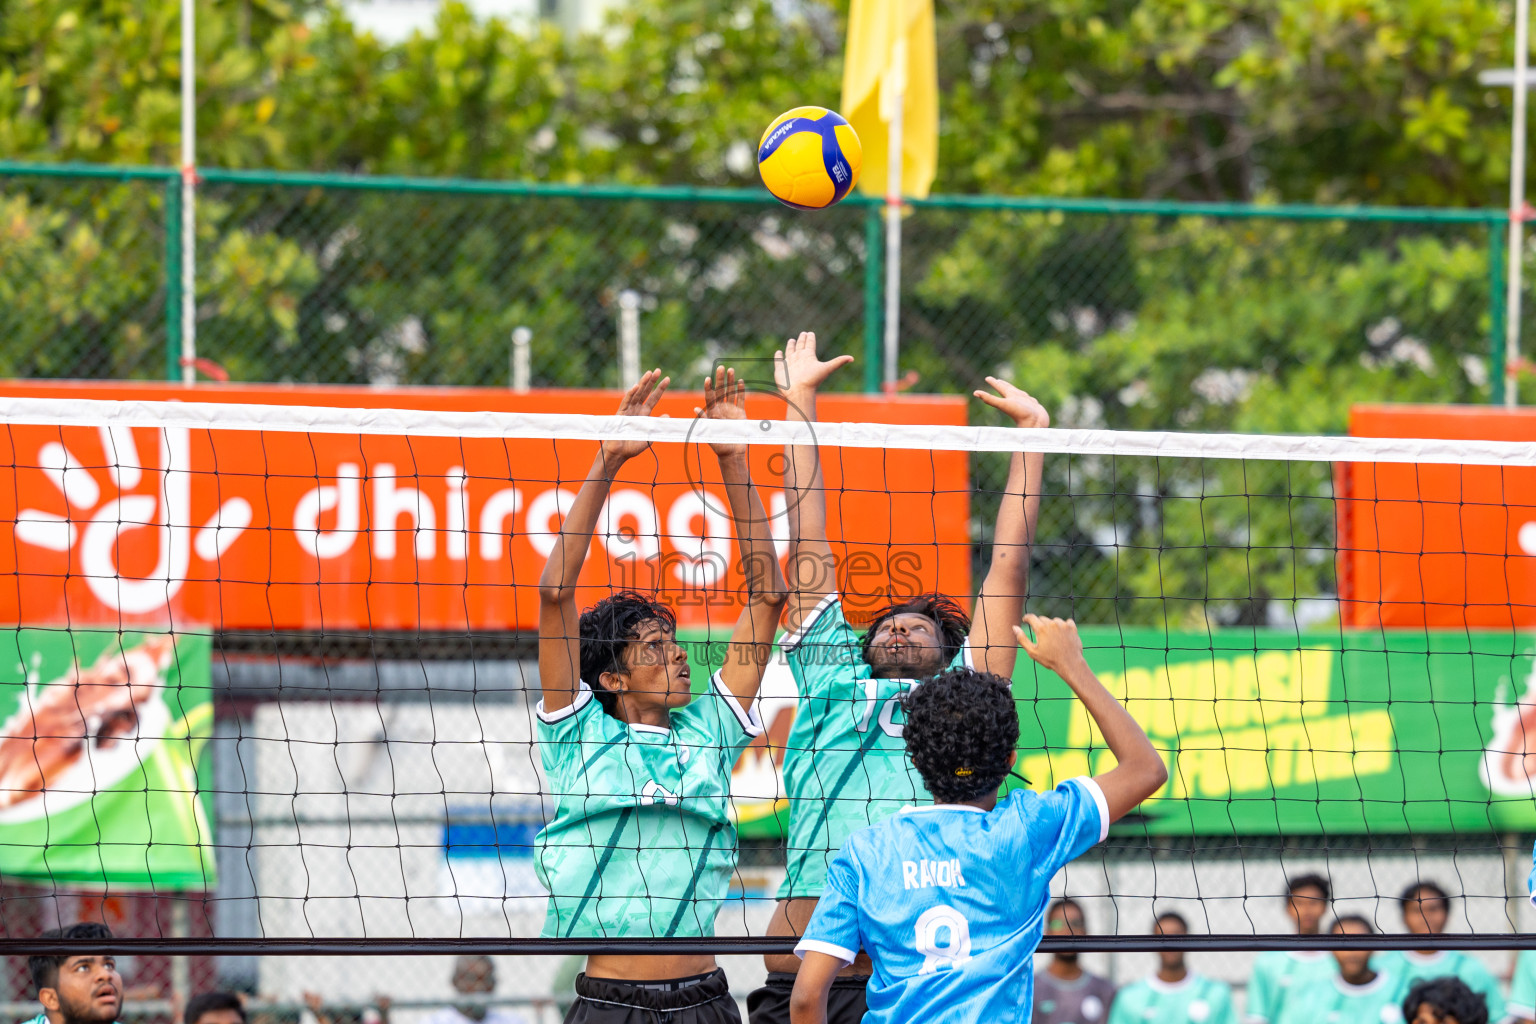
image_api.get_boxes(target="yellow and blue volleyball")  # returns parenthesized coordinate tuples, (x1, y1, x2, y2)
(757, 106, 862, 211)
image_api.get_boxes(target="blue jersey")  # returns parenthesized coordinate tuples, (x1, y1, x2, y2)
(797, 777, 1109, 1024)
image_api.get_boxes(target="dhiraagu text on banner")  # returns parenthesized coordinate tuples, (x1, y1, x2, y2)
(0, 629, 215, 889)
(690, 628, 1536, 838)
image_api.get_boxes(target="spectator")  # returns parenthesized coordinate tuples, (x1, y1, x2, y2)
(184, 993, 246, 1024)
(302, 993, 388, 1024)
(1107, 913, 1234, 1024)
(26, 924, 122, 1024)
(420, 957, 529, 1024)
(1033, 899, 1117, 1024)
(1246, 873, 1335, 1024)
(1402, 977, 1489, 1024)
(1273, 916, 1407, 1024)
(1373, 882, 1503, 1022)
(1509, 950, 1536, 1024)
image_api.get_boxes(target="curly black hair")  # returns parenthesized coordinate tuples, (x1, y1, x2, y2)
(578, 590, 678, 718)
(861, 593, 971, 671)
(1402, 977, 1489, 1024)
(29, 922, 113, 994)
(900, 667, 1018, 804)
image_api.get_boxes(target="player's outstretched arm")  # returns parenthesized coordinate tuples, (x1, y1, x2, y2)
(536, 369, 669, 714)
(1015, 615, 1168, 822)
(696, 367, 788, 703)
(788, 951, 842, 1024)
(969, 377, 1049, 678)
(775, 331, 853, 635)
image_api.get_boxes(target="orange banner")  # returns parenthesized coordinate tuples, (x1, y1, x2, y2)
(1341, 404, 1536, 628)
(0, 383, 969, 632)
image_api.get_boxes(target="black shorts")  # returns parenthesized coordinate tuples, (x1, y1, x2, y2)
(565, 969, 741, 1024)
(746, 970, 868, 1024)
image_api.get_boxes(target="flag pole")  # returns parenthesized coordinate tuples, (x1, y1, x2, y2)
(1507, 0, 1531, 407)
(180, 0, 197, 386)
(882, 37, 906, 393)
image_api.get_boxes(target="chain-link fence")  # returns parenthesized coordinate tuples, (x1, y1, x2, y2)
(0, 162, 1510, 396)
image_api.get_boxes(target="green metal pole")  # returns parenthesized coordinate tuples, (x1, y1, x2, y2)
(863, 203, 883, 394)
(164, 178, 183, 382)
(1492, 218, 1508, 405)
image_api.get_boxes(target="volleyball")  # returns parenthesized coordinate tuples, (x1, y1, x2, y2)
(757, 106, 863, 210)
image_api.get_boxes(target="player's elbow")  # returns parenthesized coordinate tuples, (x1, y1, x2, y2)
(537, 576, 580, 605)
(753, 577, 790, 608)
(787, 984, 826, 1024)
(1138, 754, 1169, 797)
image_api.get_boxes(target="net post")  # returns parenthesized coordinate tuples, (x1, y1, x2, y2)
(1507, 832, 1527, 932)
(1492, 215, 1509, 405)
(863, 201, 882, 393)
(164, 176, 183, 383)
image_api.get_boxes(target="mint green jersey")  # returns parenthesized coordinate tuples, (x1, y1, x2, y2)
(1375, 950, 1503, 1022)
(1509, 949, 1536, 1021)
(1273, 971, 1407, 1024)
(1107, 974, 1235, 1024)
(1246, 951, 1338, 1024)
(534, 673, 762, 938)
(778, 595, 972, 900)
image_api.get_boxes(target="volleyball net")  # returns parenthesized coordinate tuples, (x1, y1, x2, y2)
(0, 385, 1534, 963)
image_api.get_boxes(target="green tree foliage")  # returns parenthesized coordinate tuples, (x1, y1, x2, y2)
(0, 0, 1523, 624)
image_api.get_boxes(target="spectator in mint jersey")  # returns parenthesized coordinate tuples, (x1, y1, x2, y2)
(26, 924, 122, 1024)
(1246, 873, 1336, 1024)
(1374, 881, 1503, 1022)
(1106, 913, 1234, 1024)
(1273, 916, 1407, 1024)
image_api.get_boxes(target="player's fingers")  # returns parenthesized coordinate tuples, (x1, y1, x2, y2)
(830, 354, 854, 369)
(985, 375, 1023, 395)
(1013, 624, 1038, 656)
(642, 376, 670, 411)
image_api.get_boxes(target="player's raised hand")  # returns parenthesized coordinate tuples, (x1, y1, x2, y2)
(599, 368, 669, 464)
(775, 331, 853, 395)
(696, 365, 747, 459)
(1014, 614, 1086, 676)
(975, 376, 1050, 429)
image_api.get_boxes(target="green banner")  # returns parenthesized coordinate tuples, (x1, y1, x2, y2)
(0, 629, 216, 889)
(689, 628, 1536, 838)
(1023, 629, 1536, 835)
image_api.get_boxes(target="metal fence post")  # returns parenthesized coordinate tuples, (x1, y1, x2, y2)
(164, 177, 183, 383)
(863, 202, 882, 394)
(1492, 217, 1509, 405)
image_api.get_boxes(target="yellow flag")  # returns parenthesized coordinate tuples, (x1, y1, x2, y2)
(841, 0, 938, 200)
